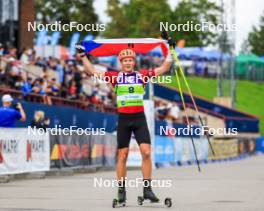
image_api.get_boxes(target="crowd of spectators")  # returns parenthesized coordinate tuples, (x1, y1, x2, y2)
(0, 44, 192, 125)
(0, 44, 115, 109)
(155, 99, 202, 125)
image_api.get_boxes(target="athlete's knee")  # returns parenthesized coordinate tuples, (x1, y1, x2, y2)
(118, 150, 129, 163)
(141, 149, 151, 161)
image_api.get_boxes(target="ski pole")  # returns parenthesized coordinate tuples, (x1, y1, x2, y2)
(173, 55, 201, 172)
(170, 48, 215, 156)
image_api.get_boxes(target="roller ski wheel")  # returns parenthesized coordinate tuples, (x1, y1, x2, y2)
(137, 196, 172, 208)
(112, 199, 118, 208)
(164, 197, 172, 208)
(137, 196, 144, 206)
(112, 198, 126, 208)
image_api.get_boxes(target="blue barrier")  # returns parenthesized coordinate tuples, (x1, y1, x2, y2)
(256, 137, 264, 153)
(154, 135, 209, 166)
(16, 101, 200, 137)
(16, 101, 117, 132)
(155, 119, 200, 137)
(154, 136, 175, 164)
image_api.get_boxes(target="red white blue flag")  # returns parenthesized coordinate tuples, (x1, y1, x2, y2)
(81, 38, 169, 57)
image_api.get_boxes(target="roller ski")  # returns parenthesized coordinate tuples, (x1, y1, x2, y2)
(137, 184, 172, 208)
(137, 196, 172, 208)
(112, 187, 126, 208)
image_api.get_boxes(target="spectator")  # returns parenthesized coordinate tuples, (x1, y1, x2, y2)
(69, 80, 77, 99)
(32, 78, 45, 95)
(155, 100, 170, 120)
(20, 48, 30, 65)
(55, 59, 65, 84)
(29, 49, 36, 64)
(5, 57, 22, 87)
(0, 43, 3, 71)
(46, 78, 59, 97)
(0, 94, 26, 127)
(167, 103, 181, 123)
(21, 77, 33, 96)
(73, 64, 82, 96)
(30, 110, 50, 130)
(0, 44, 5, 84)
(32, 78, 52, 105)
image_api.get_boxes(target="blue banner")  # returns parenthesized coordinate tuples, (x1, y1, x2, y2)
(154, 136, 175, 164)
(69, 33, 80, 57)
(36, 30, 48, 46)
(50, 31, 61, 45)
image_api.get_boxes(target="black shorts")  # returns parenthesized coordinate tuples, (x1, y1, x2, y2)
(117, 112, 151, 149)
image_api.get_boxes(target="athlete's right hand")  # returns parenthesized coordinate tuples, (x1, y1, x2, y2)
(75, 43, 86, 57)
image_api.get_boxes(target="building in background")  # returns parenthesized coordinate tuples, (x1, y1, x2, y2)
(0, 0, 35, 50)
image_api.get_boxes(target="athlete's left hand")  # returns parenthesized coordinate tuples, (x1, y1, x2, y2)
(161, 31, 176, 48)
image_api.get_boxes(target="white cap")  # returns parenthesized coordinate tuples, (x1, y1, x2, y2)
(167, 103, 173, 109)
(8, 57, 16, 62)
(2, 94, 13, 103)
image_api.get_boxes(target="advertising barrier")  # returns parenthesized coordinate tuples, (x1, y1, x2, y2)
(154, 136, 208, 165)
(91, 134, 117, 167)
(0, 128, 50, 175)
(155, 136, 175, 165)
(208, 139, 238, 160)
(175, 137, 208, 164)
(50, 133, 117, 169)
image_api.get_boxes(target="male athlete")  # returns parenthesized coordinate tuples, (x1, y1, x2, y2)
(76, 39, 173, 204)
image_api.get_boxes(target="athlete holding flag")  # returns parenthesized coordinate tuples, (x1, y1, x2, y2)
(76, 36, 174, 206)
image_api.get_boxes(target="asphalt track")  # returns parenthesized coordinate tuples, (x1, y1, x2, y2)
(0, 155, 264, 211)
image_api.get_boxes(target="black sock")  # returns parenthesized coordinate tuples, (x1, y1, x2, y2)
(143, 179, 152, 190)
(118, 180, 126, 191)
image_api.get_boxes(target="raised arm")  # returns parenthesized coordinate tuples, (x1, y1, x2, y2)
(155, 33, 176, 76)
(154, 55, 172, 76)
(75, 44, 104, 78)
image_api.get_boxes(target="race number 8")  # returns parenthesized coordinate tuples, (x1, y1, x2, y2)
(128, 87, 134, 93)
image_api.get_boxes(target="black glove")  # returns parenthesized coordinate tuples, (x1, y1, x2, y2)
(161, 31, 169, 40)
(161, 31, 176, 48)
(75, 43, 86, 56)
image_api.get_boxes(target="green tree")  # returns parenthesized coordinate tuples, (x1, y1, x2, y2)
(105, 0, 222, 46)
(104, 0, 130, 38)
(170, 0, 222, 46)
(247, 14, 264, 56)
(104, 0, 171, 38)
(35, 0, 99, 45)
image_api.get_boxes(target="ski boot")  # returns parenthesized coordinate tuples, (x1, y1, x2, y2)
(143, 186, 160, 202)
(112, 187, 126, 208)
(137, 179, 172, 207)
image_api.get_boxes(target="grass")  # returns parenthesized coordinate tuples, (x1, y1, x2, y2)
(161, 76, 264, 135)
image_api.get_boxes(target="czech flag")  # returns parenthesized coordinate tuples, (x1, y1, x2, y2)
(81, 38, 169, 57)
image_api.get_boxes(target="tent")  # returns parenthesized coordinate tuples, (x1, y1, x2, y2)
(148, 46, 230, 61)
(236, 53, 264, 80)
